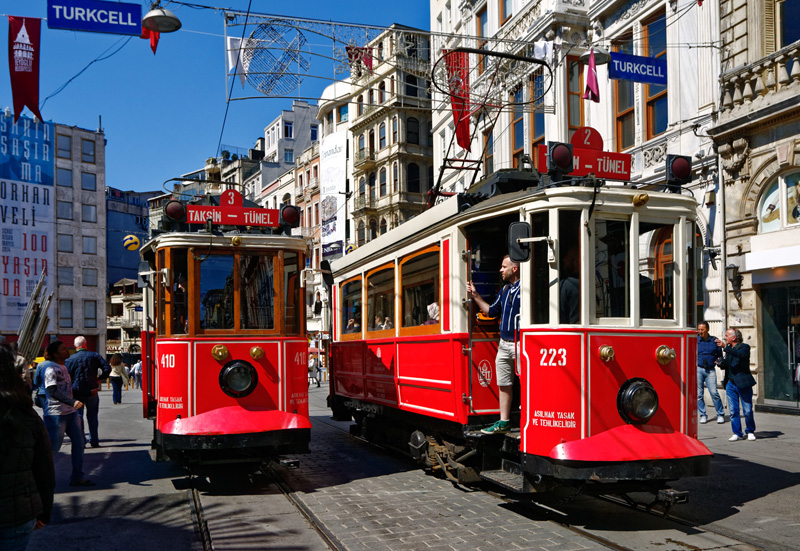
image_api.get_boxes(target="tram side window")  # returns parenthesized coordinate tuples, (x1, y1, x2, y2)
(241, 254, 275, 329)
(172, 249, 189, 334)
(401, 248, 439, 327)
(559, 211, 581, 324)
(595, 219, 631, 318)
(284, 251, 301, 335)
(199, 255, 235, 330)
(531, 211, 550, 324)
(639, 222, 673, 320)
(157, 250, 166, 336)
(366, 265, 395, 332)
(341, 278, 363, 334)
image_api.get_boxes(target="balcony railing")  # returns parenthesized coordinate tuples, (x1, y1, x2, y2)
(353, 195, 377, 211)
(354, 149, 376, 168)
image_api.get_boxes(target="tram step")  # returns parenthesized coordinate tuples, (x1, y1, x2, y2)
(480, 468, 527, 493)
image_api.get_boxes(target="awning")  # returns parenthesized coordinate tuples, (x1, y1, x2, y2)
(113, 278, 138, 287)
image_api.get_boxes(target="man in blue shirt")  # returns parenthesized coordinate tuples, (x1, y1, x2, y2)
(467, 255, 520, 434)
(697, 321, 725, 424)
(66, 336, 110, 448)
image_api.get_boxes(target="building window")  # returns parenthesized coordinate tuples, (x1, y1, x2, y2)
(84, 300, 98, 328)
(567, 56, 584, 141)
(82, 204, 97, 223)
(644, 12, 668, 139)
(368, 89, 375, 105)
(359, 177, 366, 196)
(379, 82, 385, 103)
(282, 193, 291, 205)
(779, 0, 800, 47)
(338, 105, 348, 122)
(393, 162, 399, 192)
(369, 173, 376, 202)
(369, 219, 378, 241)
(369, 130, 375, 153)
(405, 75, 418, 97)
(477, 7, 488, 74)
(81, 172, 97, 191)
(379, 123, 386, 149)
(380, 168, 387, 196)
(407, 117, 419, 144)
(58, 266, 74, 286)
(408, 163, 420, 193)
(310, 124, 318, 141)
(378, 41, 384, 61)
(500, 0, 512, 25)
(358, 221, 366, 246)
(529, 69, 546, 169)
(57, 134, 71, 159)
(83, 235, 97, 255)
(57, 234, 73, 252)
(57, 201, 73, 220)
(759, 172, 800, 232)
(81, 139, 96, 163)
(357, 95, 364, 116)
(57, 167, 72, 187)
(314, 202, 319, 226)
(511, 88, 524, 168)
(380, 218, 387, 234)
(284, 149, 294, 163)
(392, 116, 398, 143)
(614, 35, 635, 151)
(82, 268, 98, 287)
(484, 130, 494, 176)
(284, 121, 293, 139)
(59, 299, 73, 328)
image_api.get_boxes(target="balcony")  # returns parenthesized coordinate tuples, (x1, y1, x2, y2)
(353, 194, 377, 213)
(354, 149, 377, 169)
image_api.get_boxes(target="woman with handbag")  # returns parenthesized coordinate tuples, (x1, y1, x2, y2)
(716, 328, 757, 441)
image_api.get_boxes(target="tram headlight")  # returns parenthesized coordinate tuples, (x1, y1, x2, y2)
(219, 360, 258, 398)
(617, 378, 658, 424)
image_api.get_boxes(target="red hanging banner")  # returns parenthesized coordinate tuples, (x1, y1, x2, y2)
(444, 50, 471, 152)
(8, 16, 43, 123)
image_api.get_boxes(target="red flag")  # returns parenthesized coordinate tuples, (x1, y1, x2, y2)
(583, 49, 600, 103)
(140, 26, 160, 55)
(8, 16, 43, 123)
(345, 46, 373, 74)
(444, 50, 471, 152)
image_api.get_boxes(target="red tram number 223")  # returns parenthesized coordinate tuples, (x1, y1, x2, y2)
(539, 348, 567, 367)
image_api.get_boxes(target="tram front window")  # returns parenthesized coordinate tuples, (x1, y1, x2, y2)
(639, 222, 673, 320)
(199, 255, 235, 330)
(172, 249, 189, 334)
(241, 254, 275, 329)
(595, 219, 631, 318)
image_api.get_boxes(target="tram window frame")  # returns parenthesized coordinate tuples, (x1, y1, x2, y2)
(240, 253, 277, 331)
(170, 248, 190, 335)
(557, 210, 582, 325)
(593, 217, 632, 322)
(283, 250, 303, 336)
(157, 250, 166, 336)
(399, 245, 440, 336)
(197, 253, 237, 333)
(638, 221, 675, 322)
(340, 275, 364, 340)
(365, 262, 396, 336)
(528, 210, 551, 325)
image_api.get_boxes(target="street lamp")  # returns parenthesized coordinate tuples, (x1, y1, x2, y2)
(143, 1, 182, 33)
(726, 264, 743, 308)
(580, 47, 611, 66)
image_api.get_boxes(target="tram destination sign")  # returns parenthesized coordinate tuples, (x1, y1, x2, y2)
(186, 190, 279, 227)
(537, 144, 632, 180)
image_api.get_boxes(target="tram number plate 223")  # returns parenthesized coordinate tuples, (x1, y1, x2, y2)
(539, 348, 567, 367)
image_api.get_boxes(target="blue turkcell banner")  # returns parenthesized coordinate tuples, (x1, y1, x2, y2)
(47, 0, 142, 36)
(608, 52, 667, 86)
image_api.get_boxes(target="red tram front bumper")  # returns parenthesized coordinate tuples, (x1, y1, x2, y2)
(162, 406, 312, 436)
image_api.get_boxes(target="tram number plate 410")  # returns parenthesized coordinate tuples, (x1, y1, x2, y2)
(539, 348, 567, 367)
(160, 354, 176, 368)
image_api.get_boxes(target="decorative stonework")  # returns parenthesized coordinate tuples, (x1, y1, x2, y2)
(719, 137, 749, 179)
(642, 141, 667, 168)
(621, 0, 655, 20)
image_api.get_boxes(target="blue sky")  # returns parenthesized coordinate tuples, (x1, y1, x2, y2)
(1, 1, 431, 193)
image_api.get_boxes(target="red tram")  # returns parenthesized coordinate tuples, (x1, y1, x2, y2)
(327, 170, 711, 503)
(139, 190, 311, 470)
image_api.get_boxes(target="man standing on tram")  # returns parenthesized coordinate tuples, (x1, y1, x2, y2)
(466, 255, 521, 435)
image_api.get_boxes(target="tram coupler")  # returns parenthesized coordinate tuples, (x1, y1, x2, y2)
(649, 488, 689, 516)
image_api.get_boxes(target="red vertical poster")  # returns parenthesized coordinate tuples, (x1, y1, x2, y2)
(444, 50, 471, 152)
(8, 16, 43, 123)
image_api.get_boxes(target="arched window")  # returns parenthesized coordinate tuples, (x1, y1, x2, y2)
(408, 163, 420, 193)
(380, 168, 387, 196)
(759, 172, 800, 232)
(358, 134, 365, 153)
(407, 117, 419, 144)
(282, 193, 291, 204)
(368, 89, 375, 105)
(405, 74, 418, 97)
(380, 218, 387, 234)
(378, 41, 384, 61)
(378, 82, 385, 103)
(358, 221, 366, 246)
(369, 219, 378, 241)
(379, 123, 386, 149)
(369, 129, 375, 153)
(369, 173, 376, 202)
(357, 95, 364, 116)
(392, 116, 398, 143)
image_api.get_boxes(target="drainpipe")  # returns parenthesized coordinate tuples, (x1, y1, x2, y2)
(717, 153, 728, 328)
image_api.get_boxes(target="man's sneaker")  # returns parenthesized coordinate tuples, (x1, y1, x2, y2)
(481, 420, 511, 435)
(729, 434, 742, 441)
(717, 415, 725, 424)
(69, 478, 96, 487)
(699, 415, 708, 424)
(747, 433, 757, 441)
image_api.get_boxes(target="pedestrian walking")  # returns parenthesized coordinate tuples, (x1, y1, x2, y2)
(65, 336, 111, 448)
(0, 345, 55, 551)
(108, 354, 130, 405)
(717, 328, 757, 441)
(131, 360, 142, 390)
(42, 341, 94, 487)
(697, 321, 725, 424)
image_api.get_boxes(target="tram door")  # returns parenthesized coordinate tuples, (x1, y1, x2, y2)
(464, 215, 518, 415)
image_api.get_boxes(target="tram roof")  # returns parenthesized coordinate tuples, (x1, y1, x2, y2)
(331, 176, 697, 276)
